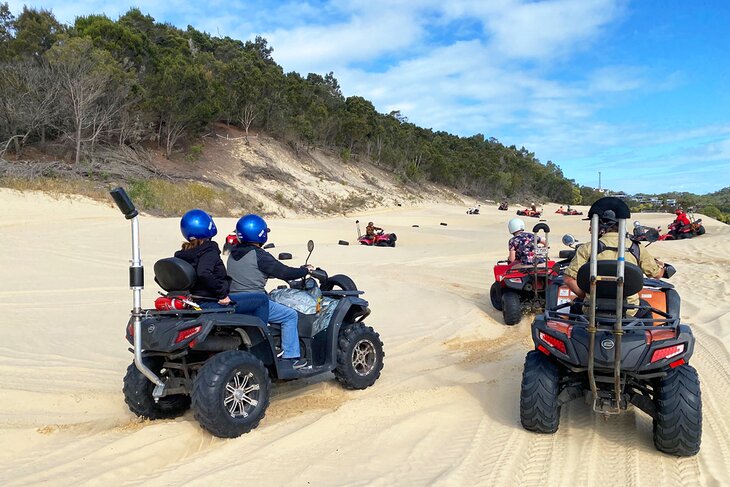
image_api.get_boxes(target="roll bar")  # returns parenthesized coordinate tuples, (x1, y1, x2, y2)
(585, 197, 629, 414)
(109, 187, 165, 398)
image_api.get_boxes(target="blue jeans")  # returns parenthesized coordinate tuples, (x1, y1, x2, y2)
(229, 292, 270, 323)
(198, 294, 269, 324)
(268, 300, 301, 358)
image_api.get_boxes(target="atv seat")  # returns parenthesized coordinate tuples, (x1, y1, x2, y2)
(153, 258, 235, 314)
(576, 260, 644, 299)
(154, 257, 196, 294)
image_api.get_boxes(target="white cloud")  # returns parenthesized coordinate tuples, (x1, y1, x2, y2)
(483, 0, 624, 60)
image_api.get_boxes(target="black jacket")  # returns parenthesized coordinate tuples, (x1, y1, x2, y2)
(174, 240, 230, 299)
(227, 243, 308, 293)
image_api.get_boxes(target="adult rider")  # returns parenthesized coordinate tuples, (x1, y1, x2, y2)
(669, 208, 691, 236)
(227, 214, 313, 370)
(563, 209, 664, 317)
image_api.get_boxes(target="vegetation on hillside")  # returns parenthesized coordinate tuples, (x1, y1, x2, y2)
(0, 5, 580, 204)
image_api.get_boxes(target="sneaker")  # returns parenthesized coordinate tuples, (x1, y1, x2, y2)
(284, 357, 309, 370)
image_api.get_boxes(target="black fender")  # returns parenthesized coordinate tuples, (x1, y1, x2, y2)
(324, 297, 370, 367)
(200, 313, 281, 369)
(131, 312, 274, 359)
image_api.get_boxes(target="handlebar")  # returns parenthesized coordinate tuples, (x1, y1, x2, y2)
(310, 268, 329, 282)
(110, 187, 138, 219)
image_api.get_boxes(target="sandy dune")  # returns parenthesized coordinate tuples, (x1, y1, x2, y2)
(1, 189, 729, 486)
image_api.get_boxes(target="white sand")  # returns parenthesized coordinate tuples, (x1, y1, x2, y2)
(1, 188, 729, 486)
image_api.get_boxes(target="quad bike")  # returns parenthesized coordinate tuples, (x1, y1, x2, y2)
(358, 231, 397, 247)
(632, 222, 662, 243)
(561, 209, 583, 216)
(516, 209, 542, 218)
(355, 220, 397, 247)
(467, 205, 481, 215)
(489, 223, 574, 325)
(519, 197, 701, 456)
(223, 233, 275, 254)
(222, 232, 239, 254)
(663, 218, 706, 240)
(498, 202, 509, 211)
(110, 188, 385, 438)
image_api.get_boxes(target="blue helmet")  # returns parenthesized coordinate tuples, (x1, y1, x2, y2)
(236, 214, 269, 244)
(180, 209, 217, 241)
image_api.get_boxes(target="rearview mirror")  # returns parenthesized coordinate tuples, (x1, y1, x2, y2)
(562, 234, 576, 247)
(307, 240, 314, 252)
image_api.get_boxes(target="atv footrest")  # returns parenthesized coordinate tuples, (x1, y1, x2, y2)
(277, 364, 332, 380)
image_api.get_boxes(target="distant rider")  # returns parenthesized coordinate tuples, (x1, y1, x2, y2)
(563, 209, 664, 316)
(673, 208, 691, 227)
(174, 209, 269, 323)
(227, 214, 312, 369)
(507, 218, 545, 265)
(366, 222, 382, 237)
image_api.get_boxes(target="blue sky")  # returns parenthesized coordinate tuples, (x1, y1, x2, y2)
(9, 0, 730, 194)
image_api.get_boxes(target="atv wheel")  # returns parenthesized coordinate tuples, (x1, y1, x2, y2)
(653, 364, 702, 456)
(191, 350, 271, 438)
(520, 350, 561, 433)
(334, 323, 384, 390)
(321, 274, 358, 292)
(490, 282, 503, 311)
(123, 357, 191, 419)
(501, 291, 522, 325)
(696, 226, 706, 236)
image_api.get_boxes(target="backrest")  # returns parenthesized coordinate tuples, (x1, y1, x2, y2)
(154, 257, 196, 293)
(576, 260, 644, 299)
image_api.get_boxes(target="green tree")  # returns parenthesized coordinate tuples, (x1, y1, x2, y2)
(146, 55, 216, 157)
(10, 7, 63, 60)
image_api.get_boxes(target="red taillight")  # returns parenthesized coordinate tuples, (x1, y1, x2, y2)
(644, 328, 675, 345)
(546, 320, 573, 338)
(175, 325, 202, 344)
(537, 344, 550, 356)
(650, 343, 685, 363)
(127, 323, 134, 337)
(669, 358, 686, 369)
(539, 331, 566, 354)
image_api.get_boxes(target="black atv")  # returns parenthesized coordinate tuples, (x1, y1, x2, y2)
(110, 188, 385, 438)
(519, 197, 702, 456)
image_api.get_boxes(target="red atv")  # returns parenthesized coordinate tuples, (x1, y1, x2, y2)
(663, 218, 706, 240)
(516, 208, 542, 218)
(355, 220, 397, 247)
(358, 231, 397, 247)
(222, 232, 239, 254)
(489, 223, 574, 325)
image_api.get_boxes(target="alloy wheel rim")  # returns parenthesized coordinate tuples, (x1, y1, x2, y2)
(351, 339, 377, 377)
(224, 370, 260, 418)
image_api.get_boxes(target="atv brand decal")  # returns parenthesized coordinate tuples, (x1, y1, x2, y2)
(147, 324, 156, 334)
(601, 339, 615, 350)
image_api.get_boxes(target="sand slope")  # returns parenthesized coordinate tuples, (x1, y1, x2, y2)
(1, 189, 728, 486)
